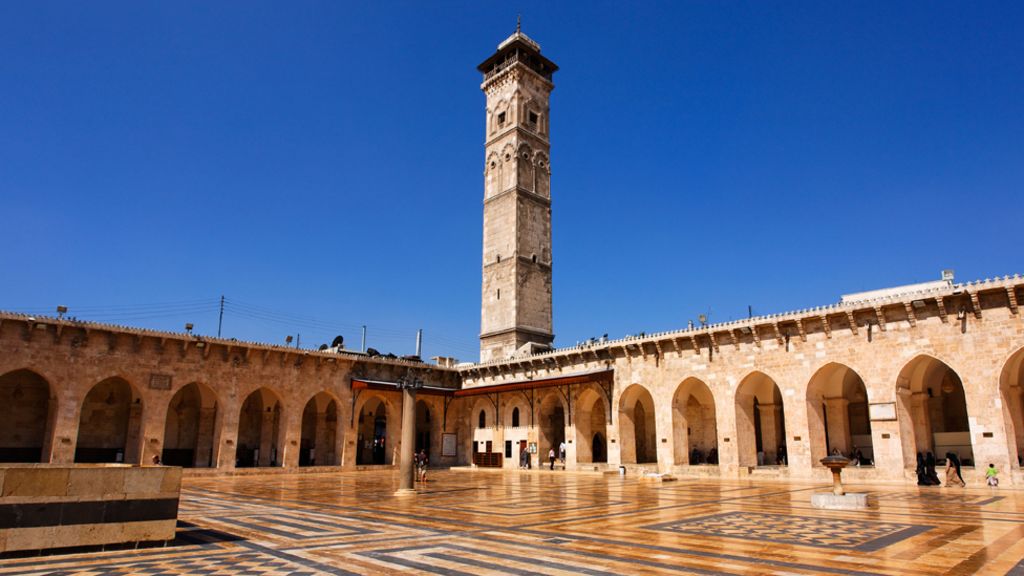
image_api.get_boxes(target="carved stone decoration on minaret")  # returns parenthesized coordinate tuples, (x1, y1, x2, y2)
(478, 27, 558, 362)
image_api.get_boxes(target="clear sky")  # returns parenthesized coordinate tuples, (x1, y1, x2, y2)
(2, 2, 1021, 362)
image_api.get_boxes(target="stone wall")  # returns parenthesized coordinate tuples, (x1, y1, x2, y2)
(463, 276, 1024, 485)
(0, 464, 181, 553)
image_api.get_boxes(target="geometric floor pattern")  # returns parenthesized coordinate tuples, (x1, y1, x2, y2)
(645, 511, 931, 551)
(4, 468, 1024, 575)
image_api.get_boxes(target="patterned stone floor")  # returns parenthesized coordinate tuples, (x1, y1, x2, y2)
(5, 469, 1024, 575)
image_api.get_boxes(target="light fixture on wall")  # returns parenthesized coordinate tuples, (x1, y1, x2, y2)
(942, 380, 955, 395)
(105, 391, 116, 405)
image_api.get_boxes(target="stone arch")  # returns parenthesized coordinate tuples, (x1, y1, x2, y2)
(491, 99, 510, 134)
(618, 384, 657, 464)
(534, 151, 550, 198)
(516, 142, 534, 192)
(500, 143, 516, 191)
(896, 354, 974, 468)
(503, 395, 529, 428)
(575, 386, 608, 464)
(75, 376, 144, 464)
(999, 346, 1024, 468)
(0, 369, 56, 462)
(538, 390, 567, 464)
(162, 382, 219, 468)
(735, 371, 787, 467)
(485, 151, 501, 198)
(236, 387, 284, 467)
(355, 394, 392, 465)
(672, 378, 718, 465)
(806, 363, 872, 466)
(300, 391, 340, 466)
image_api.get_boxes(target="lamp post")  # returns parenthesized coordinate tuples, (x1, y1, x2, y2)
(396, 372, 423, 494)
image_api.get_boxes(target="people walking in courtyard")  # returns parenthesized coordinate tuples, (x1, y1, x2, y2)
(549, 447, 556, 470)
(416, 449, 428, 483)
(944, 452, 966, 487)
(924, 452, 942, 485)
(520, 446, 529, 469)
(986, 463, 999, 487)
(559, 440, 566, 464)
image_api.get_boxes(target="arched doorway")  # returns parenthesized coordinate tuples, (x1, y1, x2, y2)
(575, 387, 609, 463)
(356, 396, 389, 465)
(619, 384, 657, 464)
(237, 388, 283, 467)
(735, 372, 787, 467)
(896, 355, 974, 467)
(999, 347, 1024, 468)
(672, 378, 718, 465)
(806, 364, 872, 466)
(162, 382, 218, 467)
(538, 392, 566, 465)
(300, 392, 339, 466)
(0, 369, 55, 462)
(76, 377, 143, 463)
(415, 400, 432, 460)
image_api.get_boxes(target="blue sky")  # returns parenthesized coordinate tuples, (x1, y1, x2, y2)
(1, 2, 1021, 362)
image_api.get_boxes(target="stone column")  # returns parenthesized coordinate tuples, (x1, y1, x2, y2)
(258, 409, 275, 466)
(824, 397, 851, 454)
(397, 386, 417, 494)
(1006, 385, 1024, 465)
(313, 410, 328, 466)
(125, 402, 144, 464)
(911, 392, 932, 453)
(50, 390, 81, 464)
(194, 407, 217, 468)
(757, 403, 782, 464)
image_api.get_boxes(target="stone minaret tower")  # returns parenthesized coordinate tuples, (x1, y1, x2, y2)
(478, 25, 558, 362)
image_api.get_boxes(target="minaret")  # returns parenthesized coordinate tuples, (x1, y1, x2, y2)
(478, 25, 558, 362)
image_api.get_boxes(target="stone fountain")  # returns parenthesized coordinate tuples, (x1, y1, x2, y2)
(811, 455, 868, 510)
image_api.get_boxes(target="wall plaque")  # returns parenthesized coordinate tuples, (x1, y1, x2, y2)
(149, 373, 172, 390)
(441, 433, 457, 457)
(869, 402, 897, 421)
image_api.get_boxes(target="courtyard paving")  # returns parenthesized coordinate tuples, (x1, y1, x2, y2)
(3, 469, 1024, 575)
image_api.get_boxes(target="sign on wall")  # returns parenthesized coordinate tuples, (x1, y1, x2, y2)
(869, 402, 897, 421)
(441, 433, 457, 457)
(149, 373, 172, 390)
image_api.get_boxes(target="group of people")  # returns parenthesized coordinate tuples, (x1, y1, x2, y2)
(518, 441, 567, 470)
(830, 447, 870, 467)
(415, 449, 428, 482)
(688, 447, 719, 465)
(548, 441, 566, 470)
(755, 446, 787, 466)
(915, 451, 999, 488)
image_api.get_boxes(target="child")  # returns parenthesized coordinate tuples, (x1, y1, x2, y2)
(986, 463, 999, 487)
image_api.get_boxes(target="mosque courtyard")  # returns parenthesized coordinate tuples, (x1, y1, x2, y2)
(2, 469, 1023, 575)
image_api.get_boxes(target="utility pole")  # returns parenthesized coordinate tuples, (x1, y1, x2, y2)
(361, 325, 367, 352)
(217, 295, 225, 337)
(296, 333, 301, 349)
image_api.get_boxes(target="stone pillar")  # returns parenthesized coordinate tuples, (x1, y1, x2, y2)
(217, 406, 239, 470)
(50, 391, 81, 464)
(258, 409, 275, 466)
(911, 392, 932, 453)
(757, 403, 782, 465)
(125, 402, 144, 464)
(41, 395, 59, 463)
(313, 410, 328, 466)
(824, 397, 851, 454)
(281, 410, 301, 469)
(655, 402, 674, 471)
(397, 387, 417, 493)
(194, 407, 217, 468)
(1006, 385, 1024, 466)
